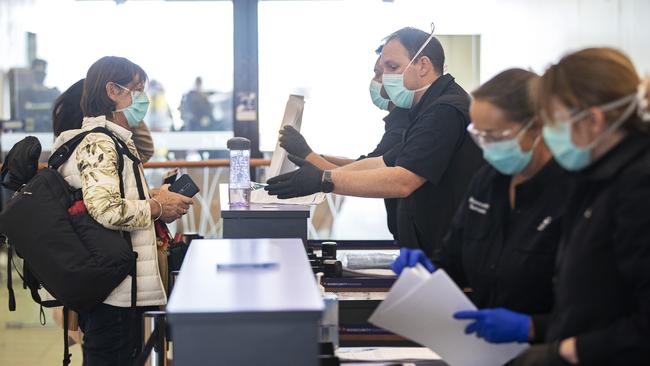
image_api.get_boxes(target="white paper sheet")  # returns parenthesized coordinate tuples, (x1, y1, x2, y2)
(369, 268, 529, 366)
(337, 347, 441, 361)
(371, 264, 431, 317)
(267, 95, 305, 179)
(250, 189, 325, 205)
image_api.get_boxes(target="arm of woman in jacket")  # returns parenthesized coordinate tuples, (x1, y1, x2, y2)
(76, 133, 191, 230)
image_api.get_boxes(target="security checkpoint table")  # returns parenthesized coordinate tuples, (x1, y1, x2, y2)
(167, 239, 324, 366)
(220, 184, 310, 241)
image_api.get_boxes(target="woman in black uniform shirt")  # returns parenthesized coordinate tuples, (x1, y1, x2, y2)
(511, 48, 650, 366)
(392, 68, 569, 344)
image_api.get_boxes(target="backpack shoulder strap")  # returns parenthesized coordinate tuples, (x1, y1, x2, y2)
(5, 242, 61, 311)
(47, 127, 147, 199)
(48, 131, 93, 170)
(62, 307, 72, 366)
(5, 238, 16, 311)
(48, 127, 140, 169)
(0, 149, 12, 184)
(92, 127, 146, 200)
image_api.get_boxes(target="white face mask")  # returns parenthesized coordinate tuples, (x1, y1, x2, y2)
(382, 32, 435, 109)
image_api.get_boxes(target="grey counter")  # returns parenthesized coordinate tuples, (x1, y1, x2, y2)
(167, 238, 324, 366)
(220, 184, 310, 240)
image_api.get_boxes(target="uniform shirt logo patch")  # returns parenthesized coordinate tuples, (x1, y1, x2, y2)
(584, 208, 593, 219)
(537, 216, 552, 231)
(468, 197, 490, 215)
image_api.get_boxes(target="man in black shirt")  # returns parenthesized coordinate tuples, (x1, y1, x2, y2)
(266, 27, 483, 257)
(277, 53, 411, 241)
(380, 71, 483, 256)
(368, 107, 411, 239)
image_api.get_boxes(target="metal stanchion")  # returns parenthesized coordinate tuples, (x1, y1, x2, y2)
(142, 311, 166, 366)
(169, 270, 180, 295)
(0, 119, 5, 213)
(166, 270, 180, 345)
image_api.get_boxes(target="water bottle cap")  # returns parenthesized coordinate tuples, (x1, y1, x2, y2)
(227, 137, 251, 150)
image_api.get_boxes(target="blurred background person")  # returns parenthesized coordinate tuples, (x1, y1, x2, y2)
(179, 76, 216, 131)
(16, 58, 61, 132)
(144, 79, 174, 132)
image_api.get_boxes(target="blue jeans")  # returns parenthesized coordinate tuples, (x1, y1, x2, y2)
(78, 303, 155, 366)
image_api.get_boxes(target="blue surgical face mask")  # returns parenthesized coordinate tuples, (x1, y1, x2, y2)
(480, 120, 538, 175)
(369, 80, 390, 111)
(543, 94, 637, 171)
(382, 73, 430, 109)
(382, 32, 435, 109)
(114, 83, 149, 127)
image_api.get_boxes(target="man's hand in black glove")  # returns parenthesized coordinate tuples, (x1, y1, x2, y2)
(265, 155, 323, 199)
(279, 126, 312, 159)
(509, 342, 570, 366)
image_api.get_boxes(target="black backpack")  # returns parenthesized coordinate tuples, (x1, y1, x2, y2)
(0, 127, 147, 365)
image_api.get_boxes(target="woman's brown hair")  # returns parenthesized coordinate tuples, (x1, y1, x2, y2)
(52, 79, 85, 136)
(532, 47, 649, 133)
(80, 56, 147, 118)
(472, 68, 539, 123)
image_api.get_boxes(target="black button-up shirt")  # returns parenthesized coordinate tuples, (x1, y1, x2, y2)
(438, 160, 569, 314)
(358, 107, 411, 240)
(360, 107, 411, 160)
(541, 135, 650, 365)
(383, 74, 484, 255)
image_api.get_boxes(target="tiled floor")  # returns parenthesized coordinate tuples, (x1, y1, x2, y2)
(0, 272, 83, 366)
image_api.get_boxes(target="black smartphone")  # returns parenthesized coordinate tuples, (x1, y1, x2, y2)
(169, 174, 200, 198)
(162, 169, 178, 185)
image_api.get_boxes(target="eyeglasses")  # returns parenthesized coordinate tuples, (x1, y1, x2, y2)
(542, 93, 638, 127)
(113, 82, 144, 93)
(467, 119, 533, 146)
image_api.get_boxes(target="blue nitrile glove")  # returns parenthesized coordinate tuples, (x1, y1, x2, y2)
(391, 248, 436, 275)
(453, 308, 531, 343)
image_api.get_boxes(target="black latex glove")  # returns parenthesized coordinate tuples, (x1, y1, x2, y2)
(279, 126, 312, 159)
(509, 342, 570, 366)
(265, 155, 323, 199)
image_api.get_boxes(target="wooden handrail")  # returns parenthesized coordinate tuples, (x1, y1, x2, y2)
(143, 159, 271, 169)
(3, 159, 271, 171)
